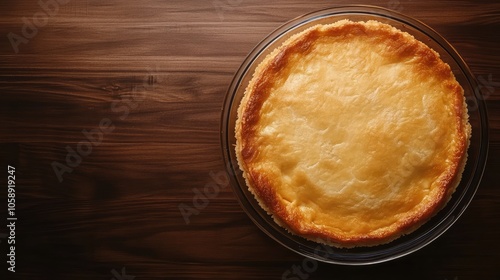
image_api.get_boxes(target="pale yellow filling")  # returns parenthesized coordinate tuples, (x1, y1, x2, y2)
(246, 25, 462, 236)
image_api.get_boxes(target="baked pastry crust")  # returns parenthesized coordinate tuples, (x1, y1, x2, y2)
(235, 20, 471, 247)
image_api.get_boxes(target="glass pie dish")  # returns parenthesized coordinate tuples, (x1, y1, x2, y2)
(220, 5, 488, 265)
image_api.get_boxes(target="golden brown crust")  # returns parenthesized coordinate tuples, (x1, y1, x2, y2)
(235, 20, 471, 247)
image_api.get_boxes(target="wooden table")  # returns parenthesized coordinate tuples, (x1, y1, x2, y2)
(1, 1, 499, 279)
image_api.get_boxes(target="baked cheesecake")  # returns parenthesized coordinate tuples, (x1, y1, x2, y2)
(235, 20, 471, 247)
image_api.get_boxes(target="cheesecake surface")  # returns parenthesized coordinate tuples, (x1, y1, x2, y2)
(235, 20, 471, 247)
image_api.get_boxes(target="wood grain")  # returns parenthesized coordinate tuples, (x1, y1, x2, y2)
(1, 0, 499, 279)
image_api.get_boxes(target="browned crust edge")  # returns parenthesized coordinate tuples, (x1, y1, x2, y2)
(235, 20, 471, 248)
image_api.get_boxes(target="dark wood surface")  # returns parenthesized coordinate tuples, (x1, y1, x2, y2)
(0, 1, 499, 279)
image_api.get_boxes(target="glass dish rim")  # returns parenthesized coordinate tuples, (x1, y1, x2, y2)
(220, 4, 489, 265)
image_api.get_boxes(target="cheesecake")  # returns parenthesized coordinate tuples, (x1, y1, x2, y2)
(235, 20, 471, 247)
